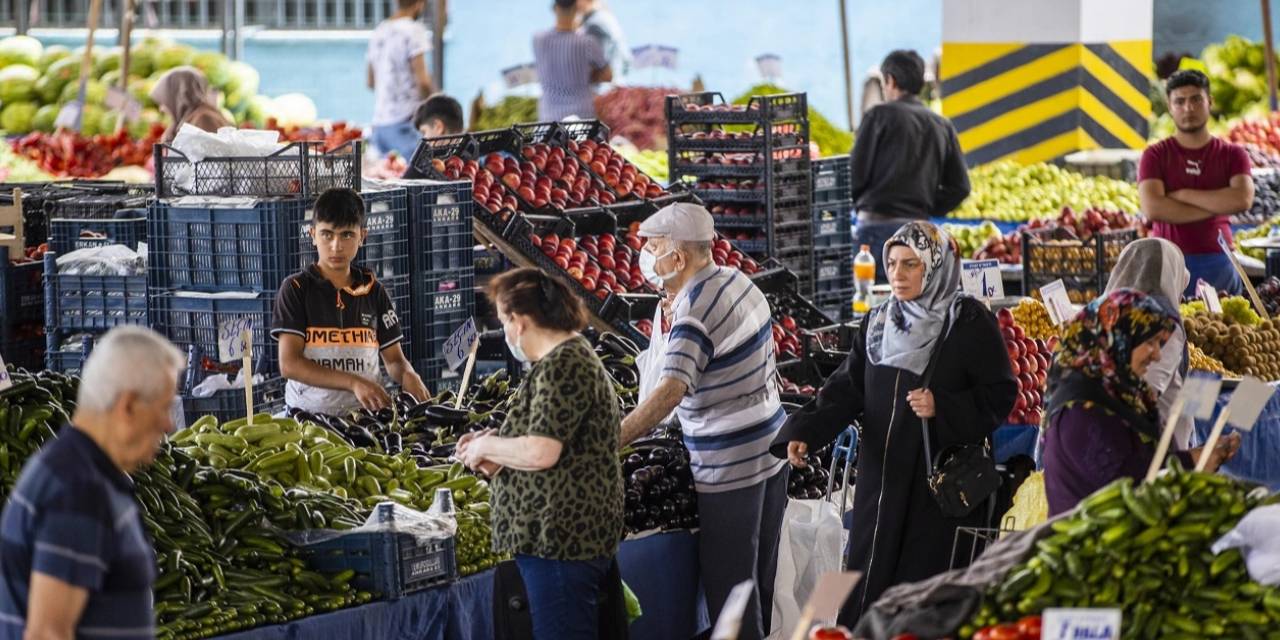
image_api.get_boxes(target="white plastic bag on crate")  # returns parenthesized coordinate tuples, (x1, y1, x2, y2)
(1212, 504, 1280, 586)
(169, 125, 291, 193)
(56, 244, 145, 275)
(287, 501, 457, 547)
(769, 498, 843, 639)
(636, 301, 677, 426)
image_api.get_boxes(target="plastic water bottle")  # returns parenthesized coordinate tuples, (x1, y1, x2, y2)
(852, 244, 875, 314)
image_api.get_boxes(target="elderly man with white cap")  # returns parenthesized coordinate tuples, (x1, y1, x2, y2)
(620, 202, 788, 640)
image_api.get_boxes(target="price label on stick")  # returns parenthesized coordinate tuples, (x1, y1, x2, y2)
(1041, 608, 1122, 640)
(217, 316, 254, 364)
(54, 101, 82, 131)
(961, 259, 1004, 300)
(756, 53, 783, 81)
(105, 86, 142, 122)
(501, 63, 538, 89)
(443, 318, 479, 372)
(1039, 279, 1072, 326)
(709, 581, 755, 640)
(632, 45, 679, 70)
(1224, 376, 1275, 433)
(0, 351, 11, 391)
(1182, 372, 1225, 421)
(1197, 279, 1223, 314)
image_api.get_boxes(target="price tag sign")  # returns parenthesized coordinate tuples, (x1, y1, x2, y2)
(1224, 376, 1275, 432)
(105, 86, 142, 122)
(755, 53, 783, 81)
(961, 259, 1004, 300)
(1182, 372, 1225, 421)
(1040, 279, 1073, 326)
(0, 351, 12, 391)
(502, 63, 538, 89)
(1198, 279, 1223, 314)
(709, 581, 754, 640)
(442, 318, 479, 372)
(632, 45, 679, 70)
(54, 101, 82, 131)
(1042, 608, 1122, 640)
(217, 317, 254, 364)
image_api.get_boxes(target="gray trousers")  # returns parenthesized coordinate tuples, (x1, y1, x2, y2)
(696, 466, 790, 640)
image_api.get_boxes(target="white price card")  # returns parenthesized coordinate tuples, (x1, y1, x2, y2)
(806, 572, 862, 621)
(709, 581, 754, 640)
(54, 101, 82, 131)
(1197, 279, 1223, 314)
(1039, 279, 1073, 326)
(961, 259, 1004, 300)
(632, 45, 679, 70)
(1181, 372, 1224, 421)
(502, 63, 538, 89)
(105, 86, 142, 122)
(1042, 608, 1121, 640)
(1224, 376, 1276, 433)
(217, 317, 254, 364)
(755, 53, 783, 80)
(442, 318, 479, 372)
(0, 351, 11, 391)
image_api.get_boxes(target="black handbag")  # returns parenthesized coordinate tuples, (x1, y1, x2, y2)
(918, 310, 1002, 518)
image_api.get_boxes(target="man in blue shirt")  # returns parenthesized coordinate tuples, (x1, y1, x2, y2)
(1, 326, 184, 640)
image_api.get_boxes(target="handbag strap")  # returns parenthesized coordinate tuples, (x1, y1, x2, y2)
(918, 309, 952, 478)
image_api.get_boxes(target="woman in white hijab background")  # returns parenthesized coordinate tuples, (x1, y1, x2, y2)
(1104, 238, 1194, 447)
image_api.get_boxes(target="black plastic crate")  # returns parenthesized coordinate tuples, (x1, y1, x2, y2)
(44, 329, 96, 373)
(151, 292, 279, 376)
(751, 266, 835, 330)
(407, 180, 475, 274)
(813, 248, 851, 294)
(670, 122, 808, 153)
(43, 253, 147, 331)
(813, 291, 854, 324)
(45, 192, 151, 220)
(413, 268, 476, 391)
(811, 155, 852, 205)
(1021, 227, 1136, 296)
(148, 198, 307, 292)
(406, 129, 523, 179)
(812, 200, 853, 249)
(513, 121, 611, 147)
(1, 246, 44, 329)
(181, 375, 287, 425)
(300, 519, 457, 599)
(1, 335, 45, 371)
(380, 274, 413, 361)
(665, 92, 807, 124)
(154, 141, 361, 200)
(47, 214, 147, 254)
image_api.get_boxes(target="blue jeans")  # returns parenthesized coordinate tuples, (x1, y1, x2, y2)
(371, 120, 422, 160)
(1183, 252, 1243, 298)
(514, 554, 612, 640)
(853, 219, 913, 283)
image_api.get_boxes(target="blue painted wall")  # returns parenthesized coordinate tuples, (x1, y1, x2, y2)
(1154, 0, 1277, 57)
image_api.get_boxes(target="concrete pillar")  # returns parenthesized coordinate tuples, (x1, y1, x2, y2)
(941, 0, 1153, 166)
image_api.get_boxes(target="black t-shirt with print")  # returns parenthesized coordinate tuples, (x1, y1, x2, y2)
(271, 265, 402, 413)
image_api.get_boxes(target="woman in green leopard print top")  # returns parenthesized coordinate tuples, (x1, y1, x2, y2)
(457, 268, 624, 640)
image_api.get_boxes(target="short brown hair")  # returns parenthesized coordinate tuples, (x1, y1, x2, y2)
(487, 267, 588, 332)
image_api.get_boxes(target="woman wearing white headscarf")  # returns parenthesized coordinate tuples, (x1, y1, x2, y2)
(771, 221, 1018, 626)
(149, 66, 230, 143)
(1103, 238, 1194, 447)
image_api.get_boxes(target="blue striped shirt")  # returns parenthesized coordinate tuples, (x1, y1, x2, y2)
(662, 264, 786, 492)
(1, 428, 156, 640)
(533, 29, 606, 121)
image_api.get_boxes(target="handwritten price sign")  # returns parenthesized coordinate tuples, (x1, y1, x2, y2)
(0, 351, 11, 391)
(442, 318, 478, 372)
(961, 259, 1003, 300)
(217, 317, 254, 364)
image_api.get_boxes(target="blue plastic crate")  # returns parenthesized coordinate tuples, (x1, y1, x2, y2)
(150, 292, 279, 377)
(43, 253, 147, 331)
(48, 214, 147, 255)
(299, 510, 457, 599)
(407, 181, 475, 273)
(413, 269, 475, 392)
(44, 329, 94, 373)
(180, 375, 287, 425)
(148, 199, 307, 292)
(814, 290, 854, 323)
(0, 336, 44, 371)
(813, 248, 851, 294)
(812, 200, 853, 249)
(299, 187, 412, 282)
(811, 155, 851, 205)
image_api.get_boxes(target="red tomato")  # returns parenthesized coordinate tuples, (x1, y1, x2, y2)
(988, 624, 1022, 640)
(1016, 616, 1042, 639)
(890, 635, 920, 640)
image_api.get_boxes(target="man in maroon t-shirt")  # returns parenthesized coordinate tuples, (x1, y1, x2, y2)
(1138, 69, 1254, 297)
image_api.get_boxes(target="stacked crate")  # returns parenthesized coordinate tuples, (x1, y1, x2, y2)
(405, 180, 475, 394)
(810, 156, 854, 321)
(666, 92, 813, 290)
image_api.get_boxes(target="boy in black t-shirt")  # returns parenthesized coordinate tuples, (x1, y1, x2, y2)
(272, 188, 429, 413)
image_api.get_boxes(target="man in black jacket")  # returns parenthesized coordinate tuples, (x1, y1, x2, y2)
(851, 50, 970, 281)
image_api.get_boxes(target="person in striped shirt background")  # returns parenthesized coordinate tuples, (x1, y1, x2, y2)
(621, 203, 788, 640)
(533, 0, 613, 121)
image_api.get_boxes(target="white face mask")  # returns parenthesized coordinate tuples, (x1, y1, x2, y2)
(504, 321, 529, 363)
(639, 247, 679, 287)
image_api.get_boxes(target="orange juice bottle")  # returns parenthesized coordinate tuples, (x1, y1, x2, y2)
(852, 244, 874, 313)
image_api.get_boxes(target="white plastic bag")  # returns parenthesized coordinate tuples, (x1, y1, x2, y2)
(1212, 504, 1280, 586)
(636, 303, 667, 404)
(769, 498, 844, 639)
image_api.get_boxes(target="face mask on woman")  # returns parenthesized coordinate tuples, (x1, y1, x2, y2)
(505, 320, 529, 363)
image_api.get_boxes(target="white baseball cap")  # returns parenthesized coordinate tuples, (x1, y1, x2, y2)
(637, 202, 716, 242)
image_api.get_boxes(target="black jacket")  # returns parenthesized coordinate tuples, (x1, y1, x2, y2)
(850, 97, 971, 219)
(770, 297, 1016, 625)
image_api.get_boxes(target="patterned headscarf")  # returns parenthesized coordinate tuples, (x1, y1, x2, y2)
(149, 66, 221, 143)
(1047, 289, 1178, 426)
(866, 221, 964, 376)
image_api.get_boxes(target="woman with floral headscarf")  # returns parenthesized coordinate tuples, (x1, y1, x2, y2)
(771, 221, 1018, 626)
(1042, 289, 1239, 516)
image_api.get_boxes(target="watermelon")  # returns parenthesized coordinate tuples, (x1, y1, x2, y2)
(155, 44, 195, 71)
(32, 104, 58, 132)
(192, 51, 231, 89)
(37, 45, 71, 72)
(1, 102, 39, 134)
(0, 36, 43, 68)
(0, 64, 39, 104)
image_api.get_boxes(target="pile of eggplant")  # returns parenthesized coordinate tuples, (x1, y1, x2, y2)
(621, 435, 698, 534)
(787, 444, 848, 500)
(588, 330, 642, 414)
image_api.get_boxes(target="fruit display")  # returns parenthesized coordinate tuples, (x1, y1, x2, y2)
(570, 138, 670, 199)
(594, 86, 679, 151)
(0, 138, 52, 181)
(964, 469, 1279, 640)
(363, 153, 408, 180)
(504, 145, 617, 209)
(1197, 35, 1280, 119)
(1188, 342, 1236, 376)
(1010, 299, 1058, 342)
(10, 125, 164, 177)
(945, 221, 1002, 259)
(1232, 168, 1279, 225)
(469, 95, 538, 132)
(951, 162, 1140, 223)
(996, 308, 1051, 425)
(616, 143, 669, 184)
(1228, 114, 1280, 159)
(973, 229, 1023, 264)
(530, 228, 658, 299)
(1233, 218, 1277, 261)
(1256, 276, 1280, 315)
(969, 616, 1042, 640)
(1243, 142, 1280, 170)
(1183, 303, 1280, 380)
(245, 118, 363, 152)
(621, 436, 697, 533)
(733, 83, 854, 157)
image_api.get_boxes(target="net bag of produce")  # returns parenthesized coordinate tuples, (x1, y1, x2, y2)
(1212, 504, 1280, 586)
(1001, 471, 1048, 534)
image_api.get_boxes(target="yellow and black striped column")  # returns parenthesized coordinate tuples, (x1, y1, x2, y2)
(941, 1, 1153, 166)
